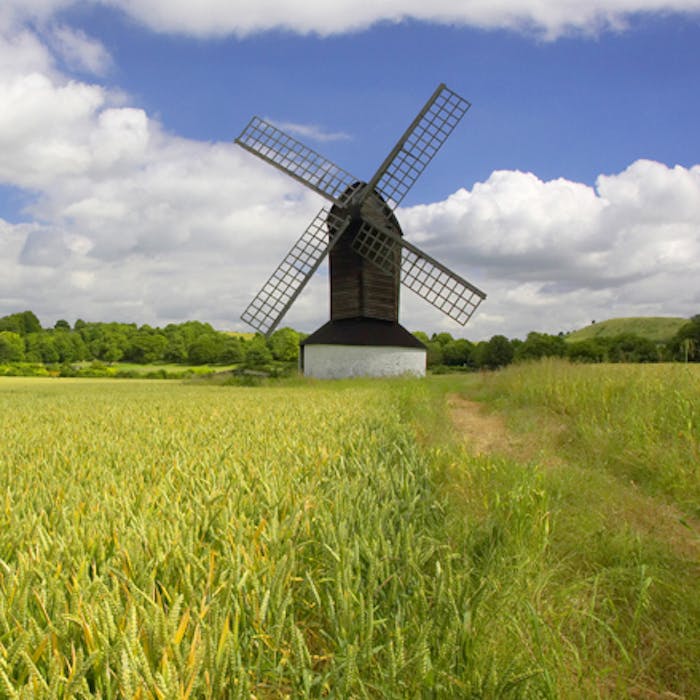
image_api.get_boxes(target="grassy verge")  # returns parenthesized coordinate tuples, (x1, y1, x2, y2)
(442, 361, 700, 697)
(459, 360, 699, 514)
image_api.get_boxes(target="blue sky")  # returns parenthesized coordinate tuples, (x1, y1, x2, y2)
(64, 9, 700, 191)
(1, 1, 699, 339)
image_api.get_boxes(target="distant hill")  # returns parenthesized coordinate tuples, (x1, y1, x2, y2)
(565, 317, 687, 344)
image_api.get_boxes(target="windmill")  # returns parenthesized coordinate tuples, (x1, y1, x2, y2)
(235, 83, 486, 378)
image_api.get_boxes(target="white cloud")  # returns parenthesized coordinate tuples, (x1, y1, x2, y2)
(49, 25, 112, 76)
(102, 0, 700, 39)
(0, 20, 325, 327)
(0, 28, 54, 77)
(270, 120, 351, 143)
(2, 0, 700, 39)
(3, 125, 698, 337)
(398, 161, 700, 338)
(0, 72, 108, 187)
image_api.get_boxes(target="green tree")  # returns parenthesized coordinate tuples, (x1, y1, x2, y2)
(431, 331, 454, 347)
(671, 315, 700, 362)
(163, 333, 188, 363)
(24, 333, 58, 363)
(54, 319, 71, 331)
(88, 327, 131, 362)
(567, 339, 605, 363)
(471, 341, 489, 369)
(412, 331, 430, 346)
(269, 327, 300, 362)
(0, 310, 41, 335)
(244, 335, 273, 368)
(51, 331, 87, 363)
(23, 333, 42, 362)
(188, 334, 224, 365)
(482, 335, 514, 369)
(218, 336, 245, 364)
(425, 341, 444, 368)
(126, 331, 168, 364)
(178, 320, 217, 347)
(607, 334, 658, 363)
(0, 331, 25, 361)
(515, 332, 567, 362)
(442, 338, 474, 366)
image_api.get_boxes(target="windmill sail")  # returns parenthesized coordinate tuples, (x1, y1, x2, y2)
(365, 84, 471, 210)
(399, 241, 485, 326)
(236, 117, 358, 205)
(352, 221, 485, 326)
(241, 208, 350, 336)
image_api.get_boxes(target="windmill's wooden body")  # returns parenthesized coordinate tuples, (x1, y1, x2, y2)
(235, 84, 486, 378)
(328, 186, 400, 323)
(329, 225, 399, 322)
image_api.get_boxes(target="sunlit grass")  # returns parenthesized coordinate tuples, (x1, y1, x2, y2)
(448, 361, 700, 696)
(462, 360, 700, 514)
(0, 377, 553, 697)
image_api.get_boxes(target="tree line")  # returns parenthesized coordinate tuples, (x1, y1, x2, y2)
(0, 310, 698, 370)
(419, 319, 699, 370)
(0, 311, 300, 368)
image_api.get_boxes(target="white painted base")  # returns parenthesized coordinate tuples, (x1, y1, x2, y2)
(302, 344, 426, 379)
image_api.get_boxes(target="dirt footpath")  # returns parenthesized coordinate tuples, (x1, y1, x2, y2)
(447, 393, 700, 565)
(446, 394, 524, 459)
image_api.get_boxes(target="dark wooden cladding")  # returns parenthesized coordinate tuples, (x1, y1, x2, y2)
(328, 184, 401, 322)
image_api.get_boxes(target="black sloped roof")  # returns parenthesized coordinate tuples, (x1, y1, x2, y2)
(301, 318, 426, 349)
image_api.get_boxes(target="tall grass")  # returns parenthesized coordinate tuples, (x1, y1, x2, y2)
(0, 378, 553, 697)
(450, 361, 700, 696)
(465, 360, 700, 515)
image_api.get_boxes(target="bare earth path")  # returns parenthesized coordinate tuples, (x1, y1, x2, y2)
(445, 393, 553, 464)
(446, 395, 512, 456)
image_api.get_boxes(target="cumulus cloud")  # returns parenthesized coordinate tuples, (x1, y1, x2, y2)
(2, 0, 700, 39)
(399, 161, 700, 338)
(0, 19, 325, 328)
(0, 72, 108, 187)
(98, 0, 700, 39)
(3, 93, 698, 337)
(49, 25, 112, 76)
(270, 120, 351, 143)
